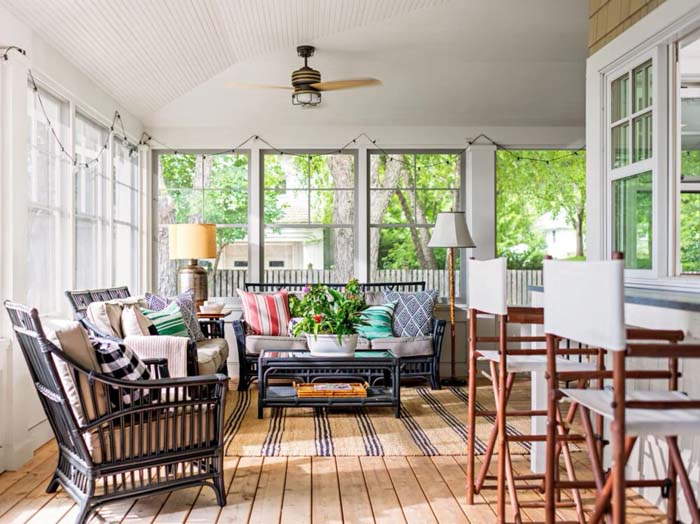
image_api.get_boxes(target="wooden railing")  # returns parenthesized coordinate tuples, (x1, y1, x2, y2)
(210, 268, 543, 306)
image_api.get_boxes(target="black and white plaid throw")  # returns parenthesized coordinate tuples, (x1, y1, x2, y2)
(89, 335, 151, 406)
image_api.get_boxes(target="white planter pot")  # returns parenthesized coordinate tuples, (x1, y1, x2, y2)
(305, 333, 358, 357)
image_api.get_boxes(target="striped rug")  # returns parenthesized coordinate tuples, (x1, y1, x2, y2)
(223, 386, 531, 457)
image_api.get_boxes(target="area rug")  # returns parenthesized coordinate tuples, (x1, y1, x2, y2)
(223, 386, 530, 457)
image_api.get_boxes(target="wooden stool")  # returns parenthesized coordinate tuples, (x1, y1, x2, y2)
(466, 257, 600, 524)
(543, 257, 699, 524)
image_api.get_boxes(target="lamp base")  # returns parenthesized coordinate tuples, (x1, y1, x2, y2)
(441, 377, 467, 387)
(177, 258, 208, 307)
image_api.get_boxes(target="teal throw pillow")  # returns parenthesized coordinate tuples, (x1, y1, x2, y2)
(356, 301, 397, 340)
(141, 302, 189, 338)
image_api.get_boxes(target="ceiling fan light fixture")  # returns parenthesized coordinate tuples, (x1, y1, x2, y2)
(292, 89, 322, 107)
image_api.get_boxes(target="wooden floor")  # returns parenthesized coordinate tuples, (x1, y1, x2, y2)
(0, 439, 666, 524)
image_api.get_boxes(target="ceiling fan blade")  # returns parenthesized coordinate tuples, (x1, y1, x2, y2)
(225, 82, 292, 90)
(310, 78, 382, 91)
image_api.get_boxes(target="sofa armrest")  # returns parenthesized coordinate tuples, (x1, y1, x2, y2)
(124, 335, 190, 378)
(431, 318, 447, 361)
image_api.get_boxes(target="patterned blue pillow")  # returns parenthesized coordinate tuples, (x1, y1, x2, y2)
(145, 290, 205, 342)
(383, 290, 438, 337)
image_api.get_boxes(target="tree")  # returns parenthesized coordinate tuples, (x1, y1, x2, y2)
(496, 150, 586, 268)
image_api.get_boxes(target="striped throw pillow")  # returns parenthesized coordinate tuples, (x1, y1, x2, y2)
(237, 289, 291, 336)
(140, 302, 189, 338)
(356, 302, 397, 340)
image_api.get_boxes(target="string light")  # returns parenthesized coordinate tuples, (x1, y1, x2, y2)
(11, 43, 585, 173)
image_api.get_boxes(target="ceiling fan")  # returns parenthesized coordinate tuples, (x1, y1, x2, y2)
(227, 45, 381, 107)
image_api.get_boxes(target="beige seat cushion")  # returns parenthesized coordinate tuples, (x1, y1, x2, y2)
(49, 322, 109, 426)
(121, 304, 153, 337)
(245, 335, 307, 356)
(89, 407, 217, 463)
(196, 338, 229, 375)
(86, 302, 124, 338)
(370, 336, 434, 357)
(356, 337, 371, 350)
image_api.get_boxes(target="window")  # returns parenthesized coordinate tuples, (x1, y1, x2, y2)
(26, 85, 68, 312)
(263, 153, 355, 283)
(607, 57, 655, 271)
(113, 138, 141, 290)
(74, 113, 110, 289)
(156, 152, 249, 296)
(369, 152, 462, 297)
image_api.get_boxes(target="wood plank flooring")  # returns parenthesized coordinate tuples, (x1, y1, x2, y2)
(0, 439, 666, 524)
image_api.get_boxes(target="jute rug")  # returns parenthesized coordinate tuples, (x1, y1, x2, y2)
(223, 386, 531, 457)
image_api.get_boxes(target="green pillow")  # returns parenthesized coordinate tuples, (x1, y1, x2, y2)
(141, 302, 189, 338)
(356, 302, 397, 340)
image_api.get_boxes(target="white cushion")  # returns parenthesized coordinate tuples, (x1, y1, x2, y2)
(196, 338, 229, 375)
(121, 305, 152, 337)
(468, 258, 507, 315)
(86, 302, 124, 338)
(561, 388, 700, 436)
(245, 335, 307, 356)
(356, 337, 371, 350)
(478, 351, 596, 373)
(370, 336, 433, 357)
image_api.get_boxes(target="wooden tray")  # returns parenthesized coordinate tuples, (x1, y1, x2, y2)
(294, 382, 368, 398)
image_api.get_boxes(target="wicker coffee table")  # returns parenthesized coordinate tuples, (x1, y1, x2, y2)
(257, 349, 401, 418)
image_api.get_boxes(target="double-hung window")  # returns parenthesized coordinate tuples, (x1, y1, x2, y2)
(607, 55, 660, 275)
(26, 85, 68, 313)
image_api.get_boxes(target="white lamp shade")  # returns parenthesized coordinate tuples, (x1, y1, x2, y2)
(169, 224, 217, 260)
(428, 212, 476, 248)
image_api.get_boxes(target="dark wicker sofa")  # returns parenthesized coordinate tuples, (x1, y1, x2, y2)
(65, 287, 227, 377)
(5, 302, 228, 524)
(233, 281, 446, 391)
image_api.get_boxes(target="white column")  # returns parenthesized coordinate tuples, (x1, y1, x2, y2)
(356, 145, 369, 282)
(248, 145, 263, 282)
(139, 143, 152, 293)
(465, 144, 496, 261)
(0, 51, 46, 470)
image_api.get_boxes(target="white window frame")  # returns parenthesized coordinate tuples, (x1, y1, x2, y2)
(603, 46, 669, 281)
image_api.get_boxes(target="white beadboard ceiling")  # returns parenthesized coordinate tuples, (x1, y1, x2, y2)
(0, 0, 450, 116)
(1, 0, 588, 129)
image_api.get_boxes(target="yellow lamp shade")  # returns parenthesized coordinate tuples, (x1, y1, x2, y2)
(169, 224, 217, 260)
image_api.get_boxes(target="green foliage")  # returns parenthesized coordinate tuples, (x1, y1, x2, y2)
(291, 279, 368, 341)
(496, 150, 586, 269)
(680, 192, 700, 273)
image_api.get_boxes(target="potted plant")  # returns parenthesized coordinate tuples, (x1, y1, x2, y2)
(291, 279, 367, 356)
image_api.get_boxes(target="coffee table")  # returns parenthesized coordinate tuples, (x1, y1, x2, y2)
(257, 349, 401, 419)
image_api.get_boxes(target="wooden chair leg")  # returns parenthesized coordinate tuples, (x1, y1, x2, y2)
(611, 351, 626, 524)
(587, 437, 637, 524)
(467, 337, 478, 504)
(666, 436, 677, 524)
(667, 437, 700, 523)
(555, 408, 585, 524)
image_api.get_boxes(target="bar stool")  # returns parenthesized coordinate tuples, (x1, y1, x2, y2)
(466, 257, 599, 524)
(543, 257, 699, 524)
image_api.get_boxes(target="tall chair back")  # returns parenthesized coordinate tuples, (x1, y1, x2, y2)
(467, 257, 507, 315)
(543, 259, 626, 351)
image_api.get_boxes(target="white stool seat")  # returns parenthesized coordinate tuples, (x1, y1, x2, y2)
(478, 351, 596, 373)
(561, 389, 700, 436)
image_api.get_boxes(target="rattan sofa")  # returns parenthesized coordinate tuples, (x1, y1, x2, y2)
(233, 281, 446, 391)
(4, 301, 228, 524)
(65, 287, 228, 377)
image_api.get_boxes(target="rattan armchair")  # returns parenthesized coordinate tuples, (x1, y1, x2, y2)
(4, 302, 228, 524)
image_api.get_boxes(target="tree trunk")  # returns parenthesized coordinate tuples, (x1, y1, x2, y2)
(327, 155, 355, 281)
(575, 209, 584, 257)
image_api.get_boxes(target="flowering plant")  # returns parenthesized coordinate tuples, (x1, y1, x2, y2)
(291, 279, 367, 342)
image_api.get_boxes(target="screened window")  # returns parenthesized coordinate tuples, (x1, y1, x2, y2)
(156, 153, 249, 296)
(113, 139, 141, 290)
(369, 152, 462, 297)
(608, 58, 655, 271)
(263, 153, 356, 284)
(74, 113, 110, 289)
(26, 85, 68, 312)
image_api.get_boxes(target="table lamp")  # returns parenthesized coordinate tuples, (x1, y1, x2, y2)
(169, 224, 217, 307)
(428, 211, 475, 386)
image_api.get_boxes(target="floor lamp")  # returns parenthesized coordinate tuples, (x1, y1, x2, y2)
(428, 211, 475, 387)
